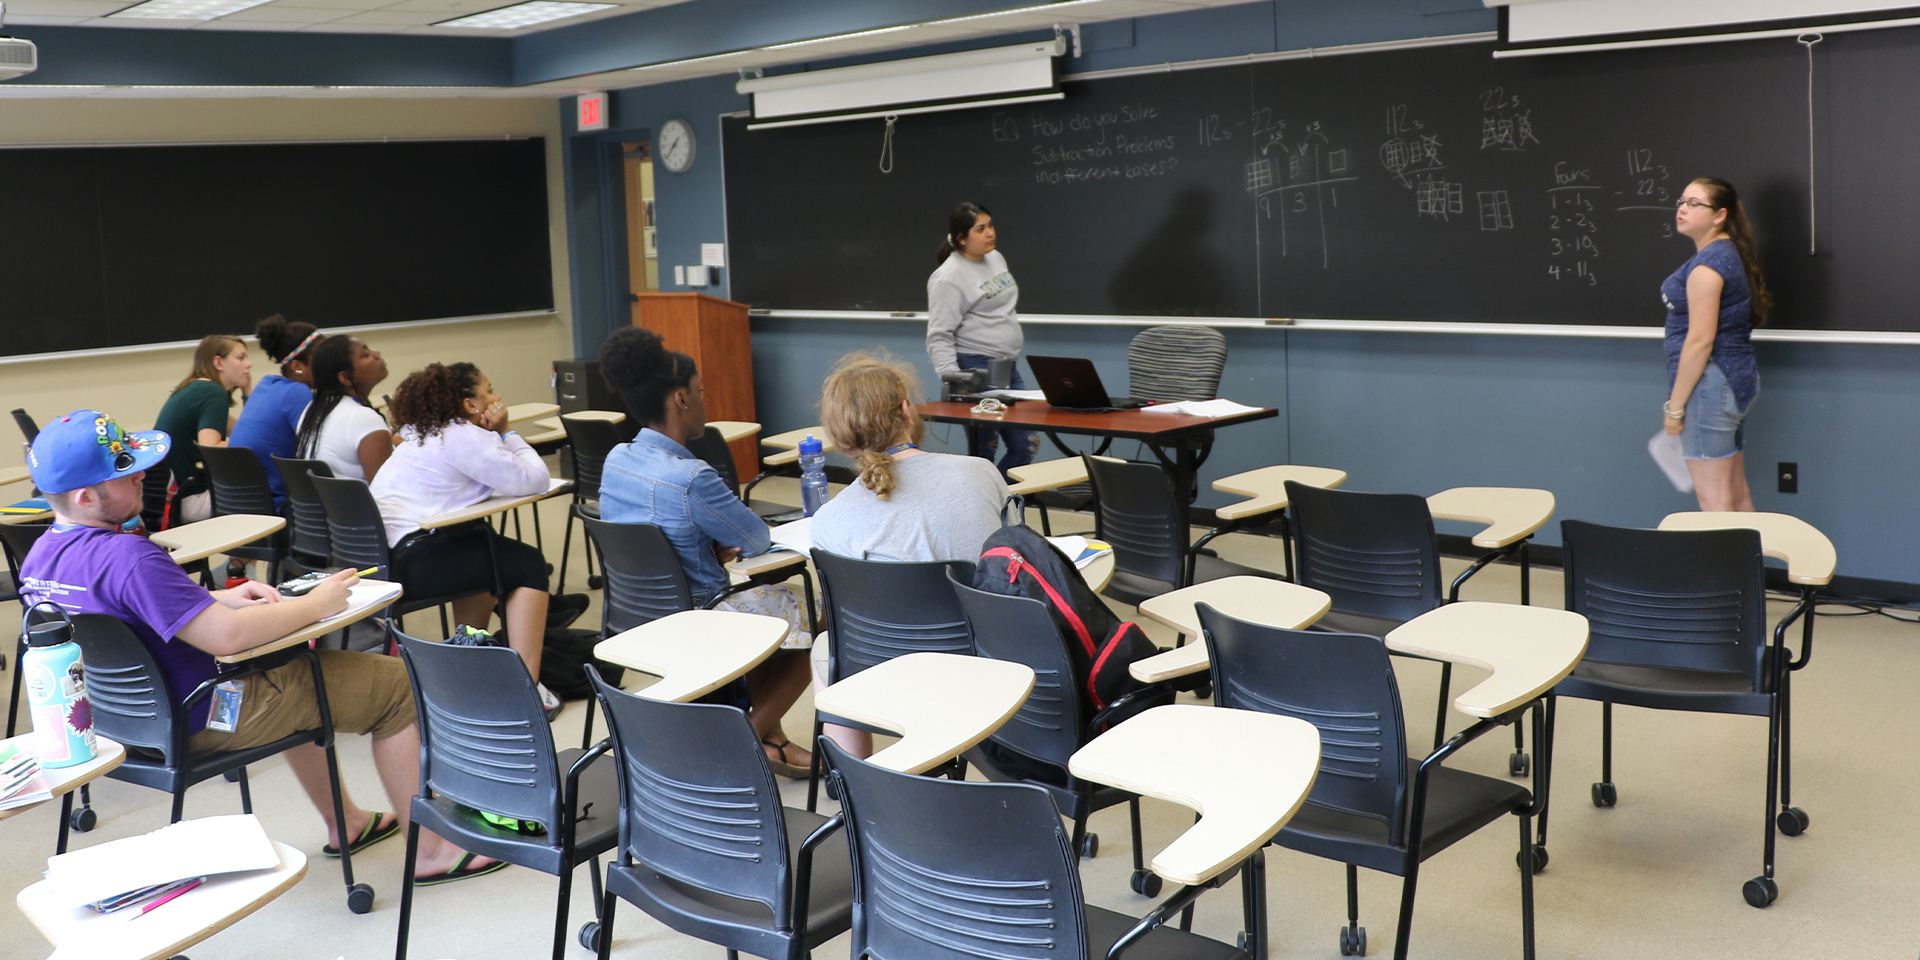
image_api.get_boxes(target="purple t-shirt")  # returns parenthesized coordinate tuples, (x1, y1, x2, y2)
(21, 526, 220, 732)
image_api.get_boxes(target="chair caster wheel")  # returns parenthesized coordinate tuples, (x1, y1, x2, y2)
(70, 806, 96, 833)
(1776, 806, 1810, 837)
(1591, 781, 1617, 807)
(347, 882, 375, 914)
(578, 920, 606, 952)
(1130, 869, 1162, 897)
(1338, 925, 1367, 956)
(1509, 752, 1530, 777)
(587, 575, 604, 590)
(1193, 681, 1213, 701)
(1518, 845, 1547, 874)
(224, 768, 244, 783)
(1743, 876, 1778, 908)
(1079, 833, 1099, 859)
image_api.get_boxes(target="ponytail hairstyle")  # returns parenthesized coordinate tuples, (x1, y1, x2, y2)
(173, 335, 246, 407)
(295, 335, 372, 457)
(1691, 177, 1773, 327)
(934, 201, 992, 264)
(254, 314, 320, 370)
(388, 362, 484, 444)
(820, 350, 923, 500)
(599, 327, 697, 426)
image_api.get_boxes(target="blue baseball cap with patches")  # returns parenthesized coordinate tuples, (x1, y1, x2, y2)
(27, 410, 171, 495)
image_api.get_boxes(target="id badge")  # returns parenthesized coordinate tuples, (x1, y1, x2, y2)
(205, 680, 245, 734)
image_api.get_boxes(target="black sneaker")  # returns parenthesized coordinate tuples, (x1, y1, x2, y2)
(546, 593, 590, 630)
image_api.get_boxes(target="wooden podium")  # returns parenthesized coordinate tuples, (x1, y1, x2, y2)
(635, 292, 758, 481)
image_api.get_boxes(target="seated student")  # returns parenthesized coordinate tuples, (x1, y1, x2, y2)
(294, 335, 391, 482)
(597, 328, 815, 777)
(370, 362, 582, 717)
(808, 350, 1009, 757)
(19, 411, 501, 885)
(154, 335, 253, 523)
(229, 315, 320, 512)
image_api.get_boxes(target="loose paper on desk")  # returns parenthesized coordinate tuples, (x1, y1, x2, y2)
(1045, 536, 1109, 570)
(44, 814, 279, 906)
(1140, 399, 1262, 418)
(1647, 431, 1694, 494)
(313, 581, 405, 629)
(768, 516, 812, 556)
(981, 388, 1046, 402)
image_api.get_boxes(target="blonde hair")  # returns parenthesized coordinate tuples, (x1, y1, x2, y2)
(173, 335, 245, 407)
(821, 350, 924, 500)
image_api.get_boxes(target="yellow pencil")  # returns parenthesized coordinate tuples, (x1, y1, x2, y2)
(353, 566, 380, 578)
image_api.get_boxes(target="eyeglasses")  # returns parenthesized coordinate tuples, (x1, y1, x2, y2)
(1676, 198, 1716, 210)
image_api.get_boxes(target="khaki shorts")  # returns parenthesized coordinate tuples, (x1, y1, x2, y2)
(187, 650, 416, 757)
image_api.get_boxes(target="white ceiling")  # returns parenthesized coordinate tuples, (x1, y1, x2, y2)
(0, 0, 1264, 95)
(2, 0, 693, 35)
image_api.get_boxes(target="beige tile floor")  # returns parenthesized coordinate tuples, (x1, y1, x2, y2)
(1, 478, 1914, 960)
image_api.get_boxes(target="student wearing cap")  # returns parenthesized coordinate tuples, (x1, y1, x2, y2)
(18, 411, 502, 885)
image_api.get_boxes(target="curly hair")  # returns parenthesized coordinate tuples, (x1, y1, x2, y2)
(388, 362, 484, 443)
(599, 327, 696, 425)
(255, 314, 319, 366)
(821, 350, 923, 500)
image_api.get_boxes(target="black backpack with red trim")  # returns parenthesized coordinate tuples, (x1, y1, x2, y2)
(974, 526, 1162, 722)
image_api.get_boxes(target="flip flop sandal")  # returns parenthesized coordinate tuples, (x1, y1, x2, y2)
(760, 736, 813, 779)
(415, 852, 510, 887)
(323, 811, 400, 858)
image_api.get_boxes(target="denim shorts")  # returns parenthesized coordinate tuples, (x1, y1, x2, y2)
(1681, 362, 1754, 461)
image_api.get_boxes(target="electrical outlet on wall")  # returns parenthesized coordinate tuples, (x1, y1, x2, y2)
(1778, 462, 1798, 494)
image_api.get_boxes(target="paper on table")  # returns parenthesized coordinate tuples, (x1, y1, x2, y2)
(1046, 535, 1110, 570)
(980, 388, 1046, 401)
(1647, 431, 1694, 493)
(768, 516, 813, 556)
(44, 814, 279, 906)
(1139, 399, 1262, 418)
(313, 581, 405, 628)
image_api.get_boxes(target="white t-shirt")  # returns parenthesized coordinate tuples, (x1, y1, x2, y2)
(308, 401, 390, 481)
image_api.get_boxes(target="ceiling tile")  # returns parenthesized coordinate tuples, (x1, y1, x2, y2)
(2, 13, 97, 23)
(205, 5, 345, 21)
(320, 8, 443, 23)
(295, 17, 407, 28)
(4, 0, 131, 15)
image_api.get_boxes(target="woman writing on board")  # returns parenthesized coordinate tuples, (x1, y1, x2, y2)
(1662, 177, 1770, 512)
(926, 201, 1039, 479)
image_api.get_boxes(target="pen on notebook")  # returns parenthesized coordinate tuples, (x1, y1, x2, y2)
(126, 877, 203, 920)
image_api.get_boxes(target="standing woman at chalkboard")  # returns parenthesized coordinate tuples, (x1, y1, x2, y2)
(1662, 177, 1770, 512)
(926, 202, 1039, 478)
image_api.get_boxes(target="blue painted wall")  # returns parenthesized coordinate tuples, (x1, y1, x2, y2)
(10, 24, 509, 86)
(577, 0, 1920, 584)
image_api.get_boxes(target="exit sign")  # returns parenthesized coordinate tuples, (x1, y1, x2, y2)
(577, 92, 609, 131)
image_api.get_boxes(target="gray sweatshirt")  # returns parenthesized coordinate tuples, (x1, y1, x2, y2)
(809, 452, 1009, 563)
(926, 250, 1022, 377)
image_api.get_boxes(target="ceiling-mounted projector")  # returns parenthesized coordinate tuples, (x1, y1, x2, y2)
(0, 4, 35, 81)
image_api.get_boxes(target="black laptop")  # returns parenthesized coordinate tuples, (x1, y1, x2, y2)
(1026, 356, 1150, 412)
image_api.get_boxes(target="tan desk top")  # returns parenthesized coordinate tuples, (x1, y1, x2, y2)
(1658, 511, 1836, 586)
(1384, 602, 1588, 718)
(1131, 577, 1332, 683)
(1, 511, 51, 526)
(1425, 487, 1556, 549)
(520, 425, 568, 446)
(214, 580, 404, 664)
(150, 515, 285, 567)
(727, 548, 809, 581)
(505, 402, 560, 424)
(0, 737, 125, 824)
(708, 420, 761, 443)
(1004, 456, 1120, 497)
(814, 652, 1033, 775)
(594, 610, 790, 703)
(1081, 551, 1114, 594)
(1211, 465, 1348, 522)
(562, 409, 627, 424)
(18, 838, 308, 960)
(1069, 704, 1320, 887)
(760, 427, 835, 466)
(418, 477, 571, 530)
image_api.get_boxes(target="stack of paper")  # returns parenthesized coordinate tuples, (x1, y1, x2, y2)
(768, 516, 813, 555)
(1140, 399, 1263, 418)
(1046, 536, 1112, 570)
(43, 814, 279, 907)
(0, 742, 50, 811)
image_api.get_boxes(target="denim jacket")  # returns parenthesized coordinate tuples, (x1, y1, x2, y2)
(599, 427, 771, 601)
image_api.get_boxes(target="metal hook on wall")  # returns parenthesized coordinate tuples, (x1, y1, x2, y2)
(878, 114, 898, 174)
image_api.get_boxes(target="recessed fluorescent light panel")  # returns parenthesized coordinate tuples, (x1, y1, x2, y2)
(109, 0, 274, 20)
(435, 1, 613, 29)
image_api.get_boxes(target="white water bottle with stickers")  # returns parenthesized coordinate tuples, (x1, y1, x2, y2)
(22, 605, 95, 769)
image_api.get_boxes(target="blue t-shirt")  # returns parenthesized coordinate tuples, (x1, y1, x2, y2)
(21, 526, 221, 733)
(1661, 239, 1758, 408)
(228, 375, 311, 510)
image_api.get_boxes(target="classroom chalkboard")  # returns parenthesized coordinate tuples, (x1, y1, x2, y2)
(724, 28, 1917, 331)
(0, 138, 553, 359)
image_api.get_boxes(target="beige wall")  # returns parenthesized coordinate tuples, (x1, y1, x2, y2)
(0, 97, 572, 469)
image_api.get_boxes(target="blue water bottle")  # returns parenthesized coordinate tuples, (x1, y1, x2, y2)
(798, 435, 829, 517)
(22, 605, 96, 769)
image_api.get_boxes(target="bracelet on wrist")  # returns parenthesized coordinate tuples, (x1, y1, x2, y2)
(1662, 401, 1684, 419)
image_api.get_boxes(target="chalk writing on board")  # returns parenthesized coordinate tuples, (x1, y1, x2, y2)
(1478, 87, 1539, 153)
(991, 113, 1020, 142)
(1416, 175, 1463, 220)
(1615, 148, 1678, 237)
(1546, 161, 1600, 285)
(1021, 104, 1183, 186)
(1248, 117, 1357, 268)
(1378, 104, 1445, 189)
(1478, 191, 1514, 231)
